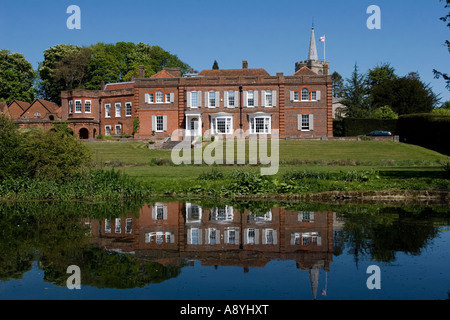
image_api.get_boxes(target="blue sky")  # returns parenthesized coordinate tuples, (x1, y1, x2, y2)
(1, 0, 449, 102)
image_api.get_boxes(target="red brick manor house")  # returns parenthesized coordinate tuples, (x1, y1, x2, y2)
(3, 28, 333, 142)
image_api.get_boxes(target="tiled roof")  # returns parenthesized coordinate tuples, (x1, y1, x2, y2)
(292, 66, 318, 76)
(104, 82, 135, 90)
(36, 99, 60, 113)
(10, 100, 31, 110)
(151, 69, 177, 78)
(198, 68, 270, 77)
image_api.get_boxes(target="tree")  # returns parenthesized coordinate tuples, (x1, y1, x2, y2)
(212, 60, 219, 70)
(368, 63, 397, 87)
(373, 106, 398, 119)
(433, 0, 450, 91)
(371, 74, 440, 115)
(0, 115, 30, 181)
(53, 47, 92, 92)
(38, 42, 191, 101)
(37, 44, 83, 104)
(0, 50, 35, 104)
(0, 116, 91, 182)
(85, 42, 190, 89)
(340, 64, 371, 118)
(331, 71, 344, 98)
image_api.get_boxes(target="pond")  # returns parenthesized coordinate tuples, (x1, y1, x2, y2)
(0, 199, 449, 302)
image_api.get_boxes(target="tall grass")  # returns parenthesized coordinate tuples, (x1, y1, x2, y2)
(0, 169, 152, 201)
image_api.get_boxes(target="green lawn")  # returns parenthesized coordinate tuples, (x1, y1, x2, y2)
(86, 140, 448, 167)
(84, 140, 449, 187)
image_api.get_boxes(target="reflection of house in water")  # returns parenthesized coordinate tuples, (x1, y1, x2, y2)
(86, 201, 334, 299)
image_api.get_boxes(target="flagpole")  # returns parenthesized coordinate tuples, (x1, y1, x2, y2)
(324, 36, 326, 61)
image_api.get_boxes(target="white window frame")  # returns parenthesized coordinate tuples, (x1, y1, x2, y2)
(265, 90, 273, 107)
(115, 103, 121, 118)
(156, 115, 164, 133)
(190, 228, 200, 245)
(115, 124, 122, 136)
(165, 93, 171, 103)
(75, 100, 82, 113)
(228, 91, 235, 107)
(125, 102, 132, 117)
(147, 93, 154, 103)
(125, 218, 132, 234)
(210, 206, 234, 221)
(300, 114, 314, 131)
(294, 91, 299, 102)
(211, 116, 233, 135)
(225, 227, 237, 245)
(104, 125, 112, 136)
(115, 218, 121, 234)
(186, 203, 202, 223)
(247, 90, 255, 107)
(247, 228, 256, 245)
(207, 228, 218, 245)
(85, 100, 91, 113)
(208, 91, 216, 108)
(105, 104, 111, 118)
(301, 88, 309, 101)
(190, 91, 199, 108)
(105, 219, 111, 233)
(249, 116, 271, 134)
(156, 90, 164, 103)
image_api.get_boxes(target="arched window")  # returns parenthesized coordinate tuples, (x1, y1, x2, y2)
(301, 88, 309, 101)
(156, 90, 164, 103)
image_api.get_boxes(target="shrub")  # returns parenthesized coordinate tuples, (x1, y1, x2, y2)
(342, 118, 398, 136)
(197, 168, 224, 181)
(0, 115, 30, 181)
(23, 126, 92, 182)
(397, 113, 450, 155)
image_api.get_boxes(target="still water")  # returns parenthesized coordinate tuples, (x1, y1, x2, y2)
(0, 200, 449, 300)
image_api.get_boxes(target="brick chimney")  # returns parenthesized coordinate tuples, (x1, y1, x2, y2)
(165, 67, 181, 78)
(139, 65, 145, 78)
(242, 60, 248, 69)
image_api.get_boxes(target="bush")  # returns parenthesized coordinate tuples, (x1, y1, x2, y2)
(397, 113, 450, 155)
(341, 118, 398, 136)
(197, 168, 224, 181)
(0, 115, 30, 180)
(0, 116, 92, 182)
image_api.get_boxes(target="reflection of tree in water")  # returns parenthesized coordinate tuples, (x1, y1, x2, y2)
(334, 207, 443, 265)
(0, 201, 182, 288)
(42, 247, 182, 289)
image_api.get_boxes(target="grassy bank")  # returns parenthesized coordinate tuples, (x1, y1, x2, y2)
(85, 140, 450, 199)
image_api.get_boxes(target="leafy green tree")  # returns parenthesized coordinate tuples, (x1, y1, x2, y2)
(85, 42, 190, 89)
(367, 63, 397, 88)
(340, 64, 371, 118)
(38, 42, 191, 100)
(0, 50, 35, 104)
(37, 44, 83, 104)
(331, 71, 344, 98)
(371, 74, 440, 115)
(0, 115, 30, 181)
(373, 106, 398, 119)
(432, 100, 450, 115)
(53, 47, 91, 92)
(433, 0, 449, 91)
(23, 124, 92, 182)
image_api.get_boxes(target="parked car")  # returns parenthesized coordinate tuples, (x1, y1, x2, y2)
(364, 130, 393, 137)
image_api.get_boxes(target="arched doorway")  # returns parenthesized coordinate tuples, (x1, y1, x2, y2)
(79, 128, 89, 140)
